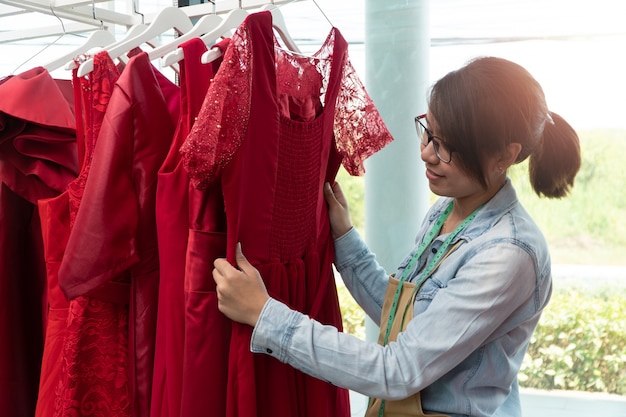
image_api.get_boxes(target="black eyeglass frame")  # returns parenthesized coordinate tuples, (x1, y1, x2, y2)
(415, 114, 453, 164)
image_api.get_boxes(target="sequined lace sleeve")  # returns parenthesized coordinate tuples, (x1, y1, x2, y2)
(334, 59, 394, 176)
(181, 24, 252, 189)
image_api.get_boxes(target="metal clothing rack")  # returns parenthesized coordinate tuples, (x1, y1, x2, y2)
(0, 0, 300, 44)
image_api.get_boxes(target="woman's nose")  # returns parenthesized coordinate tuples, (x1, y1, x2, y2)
(420, 141, 438, 163)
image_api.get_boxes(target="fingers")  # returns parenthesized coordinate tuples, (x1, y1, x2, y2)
(213, 256, 234, 277)
(323, 182, 336, 205)
(324, 181, 347, 209)
(211, 265, 225, 288)
(212, 244, 269, 327)
(235, 242, 256, 277)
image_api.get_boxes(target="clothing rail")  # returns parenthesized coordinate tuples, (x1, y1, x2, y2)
(0, 0, 302, 44)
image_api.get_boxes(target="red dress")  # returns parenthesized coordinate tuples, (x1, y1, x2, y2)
(0, 67, 77, 417)
(152, 37, 227, 417)
(181, 11, 393, 417)
(58, 52, 180, 417)
(178, 40, 230, 417)
(37, 51, 132, 417)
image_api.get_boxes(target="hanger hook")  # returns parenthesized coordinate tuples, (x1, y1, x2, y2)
(11, 1, 65, 74)
(132, 0, 145, 24)
(311, 0, 334, 28)
(91, 0, 104, 30)
(50, 0, 66, 35)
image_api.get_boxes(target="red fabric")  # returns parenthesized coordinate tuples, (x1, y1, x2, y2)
(181, 11, 392, 417)
(35, 51, 133, 417)
(0, 67, 75, 131)
(58, 52, 179, 417)
(0, 67, 76, 417)
(35, 190, 71, 417)
(0, 68, 77, 203)
(151, 37, 228, 417)
(0, 184, 47, 417)
(178, 38, 231, 417)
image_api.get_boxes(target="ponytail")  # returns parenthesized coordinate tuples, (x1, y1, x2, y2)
(529, 111, 581, 198)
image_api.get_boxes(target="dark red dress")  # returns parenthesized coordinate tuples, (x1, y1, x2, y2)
(178, 39, 230, 417)
(181, 11, 393, 417)
(58, 52, 180, 417)
(0, 67, 77, 417)
(152, 37, 227, 417)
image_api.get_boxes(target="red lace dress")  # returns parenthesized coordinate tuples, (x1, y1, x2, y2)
(181, 11, 393, 417)
(152, 37, 228, 417)
(36, 51, 132, 417)
(57, 52, 180, 417)
(0, 67, 76, 417)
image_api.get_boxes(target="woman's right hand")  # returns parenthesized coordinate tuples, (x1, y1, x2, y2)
(324, 181, 353, 239)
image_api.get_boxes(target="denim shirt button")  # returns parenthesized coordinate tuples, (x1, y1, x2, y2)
(431, 247, 437, 254)
(266, 348, 273, 354)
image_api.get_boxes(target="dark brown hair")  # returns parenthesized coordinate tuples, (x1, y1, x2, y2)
(428, 56, 581, 198)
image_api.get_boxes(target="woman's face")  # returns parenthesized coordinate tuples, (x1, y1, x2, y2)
(420, 112, 503, 200)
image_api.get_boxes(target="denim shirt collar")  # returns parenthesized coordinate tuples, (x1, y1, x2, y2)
(427, 178, 518, 244)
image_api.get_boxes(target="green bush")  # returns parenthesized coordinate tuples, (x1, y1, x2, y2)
(337, 283, 366, 340)
(519, 288, 626, 395)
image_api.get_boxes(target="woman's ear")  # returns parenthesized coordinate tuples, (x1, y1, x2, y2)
(501, 142, 522, 169)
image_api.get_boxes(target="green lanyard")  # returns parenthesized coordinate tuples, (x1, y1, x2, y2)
(375, 201, 483, 417)
(381, 201, 483, 347)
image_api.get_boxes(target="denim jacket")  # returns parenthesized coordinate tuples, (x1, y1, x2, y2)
(251, 179, 552, 417)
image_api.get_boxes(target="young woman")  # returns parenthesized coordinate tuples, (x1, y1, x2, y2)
(212, 56, 581, 417)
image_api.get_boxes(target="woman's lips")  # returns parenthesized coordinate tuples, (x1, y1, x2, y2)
(425, 168, 444, 181)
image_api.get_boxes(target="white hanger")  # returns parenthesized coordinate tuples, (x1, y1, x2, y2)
(262, 4, 301, 54)
(112, 23, 150, 65)
(199, 5, 302, 65)
(171, 8, 247, 66)
(191, 8, 248, 65)
(44, 29, 116, 72)
(114, 23, 150, 46)
(199, 8, 248, 45)
(76, 7, 194, 77)
(200, 48, 224, 66)
(149, 14, 223, 63)
(64, 24, 153, 71)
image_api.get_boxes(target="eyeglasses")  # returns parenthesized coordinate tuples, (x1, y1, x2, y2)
(415, 114, 453, 163)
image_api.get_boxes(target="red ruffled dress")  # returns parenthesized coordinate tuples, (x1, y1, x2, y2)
(0, 67, 77, 417)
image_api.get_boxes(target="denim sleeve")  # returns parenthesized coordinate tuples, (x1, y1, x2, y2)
(250, 297, 417, 400)
(333, 227, 390, 324)
(249, 240, 542, 403)
(250, 298, 303, 360)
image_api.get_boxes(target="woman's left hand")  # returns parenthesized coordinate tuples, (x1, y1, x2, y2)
(213, 243, 270, 327)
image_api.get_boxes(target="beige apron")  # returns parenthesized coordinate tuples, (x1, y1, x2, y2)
(363, 202, 475, 417)
(364, 277, 450, 417)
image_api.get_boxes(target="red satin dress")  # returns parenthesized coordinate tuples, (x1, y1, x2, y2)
(0, 67, 77, 417)
(181, 11, 393, 417)
(57, 52, 180, 417)
(178, 39, 231, 417)
(152, 37, 228, 417)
